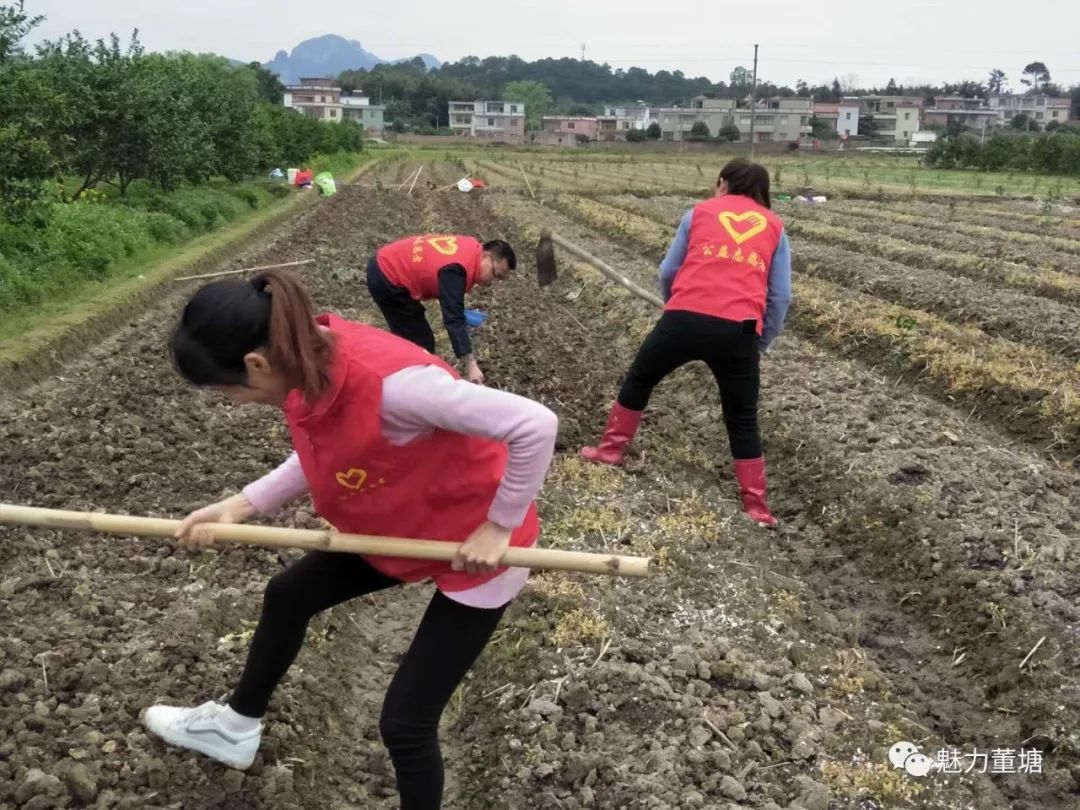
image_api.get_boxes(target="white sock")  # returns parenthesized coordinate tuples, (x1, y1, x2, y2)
(218, 704, 262, 735)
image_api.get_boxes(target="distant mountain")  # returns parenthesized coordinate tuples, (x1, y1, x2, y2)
(264, 35, 440, 85)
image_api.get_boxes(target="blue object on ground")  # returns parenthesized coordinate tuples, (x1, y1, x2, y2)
(465, 309, 488, 327)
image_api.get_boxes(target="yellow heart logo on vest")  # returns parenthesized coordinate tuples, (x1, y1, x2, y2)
(335, 468, 368, 490)
(426, 236, 459, 256)
(717, 211, 768, 245)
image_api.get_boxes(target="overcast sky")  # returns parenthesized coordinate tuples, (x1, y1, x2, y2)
(27, 0, 1080, 90)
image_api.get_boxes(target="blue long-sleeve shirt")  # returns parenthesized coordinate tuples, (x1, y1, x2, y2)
(658, 209, 793, 351)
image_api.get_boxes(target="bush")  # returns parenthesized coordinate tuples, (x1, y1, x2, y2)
(42, 203, 155, 277)
(717, 123, 741, 143)
(625, 129, 647, 142)
(0, 179, 288, 315)
(687, 121, 711, 141)
(925, 129, 1080, 175)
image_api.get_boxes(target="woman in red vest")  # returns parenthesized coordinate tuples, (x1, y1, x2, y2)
(580, 159, 792, 527)
(144, 271, 557, 809)
(367, 234, 516, 384)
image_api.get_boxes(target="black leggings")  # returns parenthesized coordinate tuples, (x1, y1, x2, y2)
(366, 256, 436, 352)
(229, 551, 505, 810)
(617, 310, 763, 459)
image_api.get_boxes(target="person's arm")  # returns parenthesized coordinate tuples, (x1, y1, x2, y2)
(658, 209, 692, 301)
(437, 264, 484, 383)
(437, 265, 472, 359)
(760, 232, 793, 352)
(241, 452, 310, 514)
(381, 366, 558, 530)
(175, 453, 309, 550)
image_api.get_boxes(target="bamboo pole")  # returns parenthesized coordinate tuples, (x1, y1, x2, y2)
(173, 259, 314, 283)
(0, 504, 654, 579)
(395, 166, 421, 190)
(545, 230, 664, 308)
(407, 166, 424, 196)
(519, 163, 537, 199)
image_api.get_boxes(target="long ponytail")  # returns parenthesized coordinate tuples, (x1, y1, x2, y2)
(251, 270, 333, 401)
(172, 270, 332, 401)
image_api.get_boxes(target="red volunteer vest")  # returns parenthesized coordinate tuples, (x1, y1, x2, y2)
(377, 235, 484, 301)
(665, 194, 784, 331)
(282, 315, 540, 592)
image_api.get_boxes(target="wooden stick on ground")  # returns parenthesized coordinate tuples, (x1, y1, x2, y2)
(174, 259, 314, 283)
(397, 166, 422, 191)
(545, 230, 664, 308)
(407, 166, 424, 196)
(519, 163, 537, 199)
(0, 504, 655, 579)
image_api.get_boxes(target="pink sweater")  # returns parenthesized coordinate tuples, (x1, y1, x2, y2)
(243, 364, 558, 607)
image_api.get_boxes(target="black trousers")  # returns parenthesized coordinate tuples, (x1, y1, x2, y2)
(366, 256, 436, 352)
(229, 551, 505, 810)
(617, 309, 763, 459)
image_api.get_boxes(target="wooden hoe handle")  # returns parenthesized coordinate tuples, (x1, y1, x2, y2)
(0, 504, 655, 579)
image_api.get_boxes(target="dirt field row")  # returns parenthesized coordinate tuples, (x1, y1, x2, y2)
(1, 163, 1078, 809)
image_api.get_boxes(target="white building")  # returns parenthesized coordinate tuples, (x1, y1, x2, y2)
(597, 104, 651, 139)
(988, 94, 1072, 127)
(283, 77, 343, 122)
(448, 100, 526, 143)
(838, 101, 860, 138)
(340, 92, 386, 133)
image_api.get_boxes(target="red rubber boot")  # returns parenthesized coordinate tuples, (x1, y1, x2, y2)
(580, 403, 643, 465)
(733, 457, 778, 527)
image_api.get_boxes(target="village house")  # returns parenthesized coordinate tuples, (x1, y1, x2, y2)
(283, 78, 344, 121)
(447, 100, 526, 143)
(988, 93, 1072, 127)
(541, 116, 600, 142)
(923, 96, 999, 135)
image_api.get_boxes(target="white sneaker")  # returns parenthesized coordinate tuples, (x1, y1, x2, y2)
(142, 698, 262, 770)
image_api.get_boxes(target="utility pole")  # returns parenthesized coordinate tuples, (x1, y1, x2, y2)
(748, 44, 759, 158)
(581, 43, 586, 62)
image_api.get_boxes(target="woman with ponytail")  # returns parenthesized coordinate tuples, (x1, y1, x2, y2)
(146, 271, 558, 809)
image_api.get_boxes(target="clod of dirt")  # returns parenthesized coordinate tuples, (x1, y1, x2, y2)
(719, 774, 747, 801)
(790, 672, 814, 694)
(61, 762, 97, 803)
(222, 769, 245, 792)
(795, 775, 831, 810)
(0, 669, 27, 692)
(14, 769, 64, 805)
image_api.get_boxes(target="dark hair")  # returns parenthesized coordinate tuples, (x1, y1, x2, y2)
(482, 239, 517, 270)
(718, 158, 771, 209)
(171, 270, 333, 401)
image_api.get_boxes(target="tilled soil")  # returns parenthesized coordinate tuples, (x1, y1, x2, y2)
(1, 170, 1078, 810)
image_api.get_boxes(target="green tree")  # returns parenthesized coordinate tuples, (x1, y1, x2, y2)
(646, 122, 661, 139)
(0, 0, 40, 64)
(567, 103, 595, 116)
(729, 66, 751, 98)
(809, 116, 834, 140)
(858, 117, 880, 138)
(0, 2, 54, 220)
(717, 123, 741, 142)
(1021, 62, 1050, 93)
(503, 79, 552, 130)
(687, 121, 710, 141)
(246, 61, 284, 104)
(987, 68, 1007, 95)
(625, 128, 647, 142)
(1010, 113, 1035, 131)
